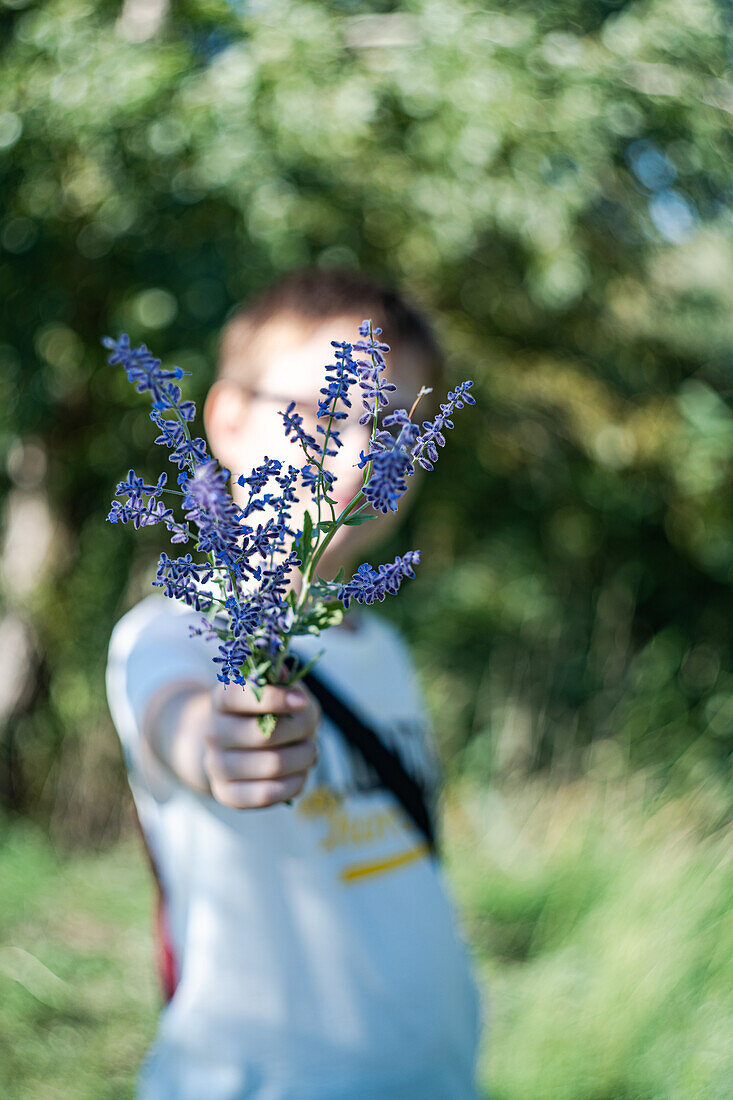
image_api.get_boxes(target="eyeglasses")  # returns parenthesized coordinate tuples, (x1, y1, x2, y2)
(237, 385, 414, 432)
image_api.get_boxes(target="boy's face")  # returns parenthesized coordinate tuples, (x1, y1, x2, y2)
(204, 313, 423, 579)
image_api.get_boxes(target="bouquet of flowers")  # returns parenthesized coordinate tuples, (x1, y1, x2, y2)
(104, 321, 475, 735)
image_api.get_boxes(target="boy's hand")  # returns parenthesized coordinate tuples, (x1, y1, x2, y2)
(204, 684, 321, 809)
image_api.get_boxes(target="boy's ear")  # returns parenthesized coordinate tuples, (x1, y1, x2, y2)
(203, 380, 251, 468)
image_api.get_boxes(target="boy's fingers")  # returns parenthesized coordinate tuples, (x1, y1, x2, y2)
(209, 739, 318, 783)
(213, 682, 307, 717)
(207, 700, 320, 750)
(209, 772, 309, 811)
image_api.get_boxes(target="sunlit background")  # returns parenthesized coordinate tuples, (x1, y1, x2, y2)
(1, 1, 732, 1097)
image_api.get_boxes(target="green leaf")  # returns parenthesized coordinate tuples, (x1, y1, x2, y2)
(250, 657, 272, 679)
(344, 513, 376, 526)
(291, 599, 344, 636)
(257, 712, 278, 739)
(302, 508, 313, 550)
(296, 509, 314, 564)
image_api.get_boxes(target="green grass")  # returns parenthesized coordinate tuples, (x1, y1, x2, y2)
(0, 773, 731, 1099)
(0, 820, 158, 1099)
(444, 774, 733, 1100)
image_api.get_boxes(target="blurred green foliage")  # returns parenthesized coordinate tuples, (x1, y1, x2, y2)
(447, 773, 733, 1099)
(0, 0, 731, 837)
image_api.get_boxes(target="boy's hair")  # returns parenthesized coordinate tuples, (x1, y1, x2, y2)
(217, 268, 442, 394)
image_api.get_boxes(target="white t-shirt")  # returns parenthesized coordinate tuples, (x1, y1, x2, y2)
(106, 593, 484, 1100)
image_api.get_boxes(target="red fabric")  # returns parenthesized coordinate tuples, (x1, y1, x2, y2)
(154, 890, 179, 1004)
(131, 805, 179, 1003)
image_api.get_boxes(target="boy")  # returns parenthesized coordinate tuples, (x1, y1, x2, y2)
(106, 269, 484, 1099)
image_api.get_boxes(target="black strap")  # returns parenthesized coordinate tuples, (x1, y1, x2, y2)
(294, 662, 438, 854)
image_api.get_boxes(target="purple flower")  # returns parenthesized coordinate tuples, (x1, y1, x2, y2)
(362, 439, 412, 514)
(281, 401, 319, 453)
(114, 469, 167, 503)
(104, 324, 474, 698)
(281, 341, 360, 496)
(338, 551, 421, 609)
(362, 410, 420, 514)
(107, 494, 189, 543)
(103, 334, 187, 411)
(237, 457, 282, 496)
(188, 616, 219, 642)
(352, 322, 395, 426)
(205, 597, 263, 686)
(237, 457, 284, 519)
(213, 637, 253, 686)
(183, 460, 250, 573)
(108, 468, 189, 540)
(224, 595, 262, 639)
(256, 550, 301, 657)
(151, 411, 209, 469)
(275, 462, 299, 509)
(301, 463, 335, 496)
(355, 374, 396, 426)
(320, 341, 359, 424)
(353, 323, 389, 368)
(412, 380, 475, 471)
(153, 552, 214, 611)
(250, 517, 281, 559)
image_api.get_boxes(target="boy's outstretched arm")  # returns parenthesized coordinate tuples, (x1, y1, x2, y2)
(141, 681, 321, 809)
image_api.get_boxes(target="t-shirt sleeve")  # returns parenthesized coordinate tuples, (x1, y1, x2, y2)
(105, 594, 215, 792)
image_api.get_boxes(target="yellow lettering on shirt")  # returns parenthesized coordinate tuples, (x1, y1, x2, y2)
(297, 784, 404, 852)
